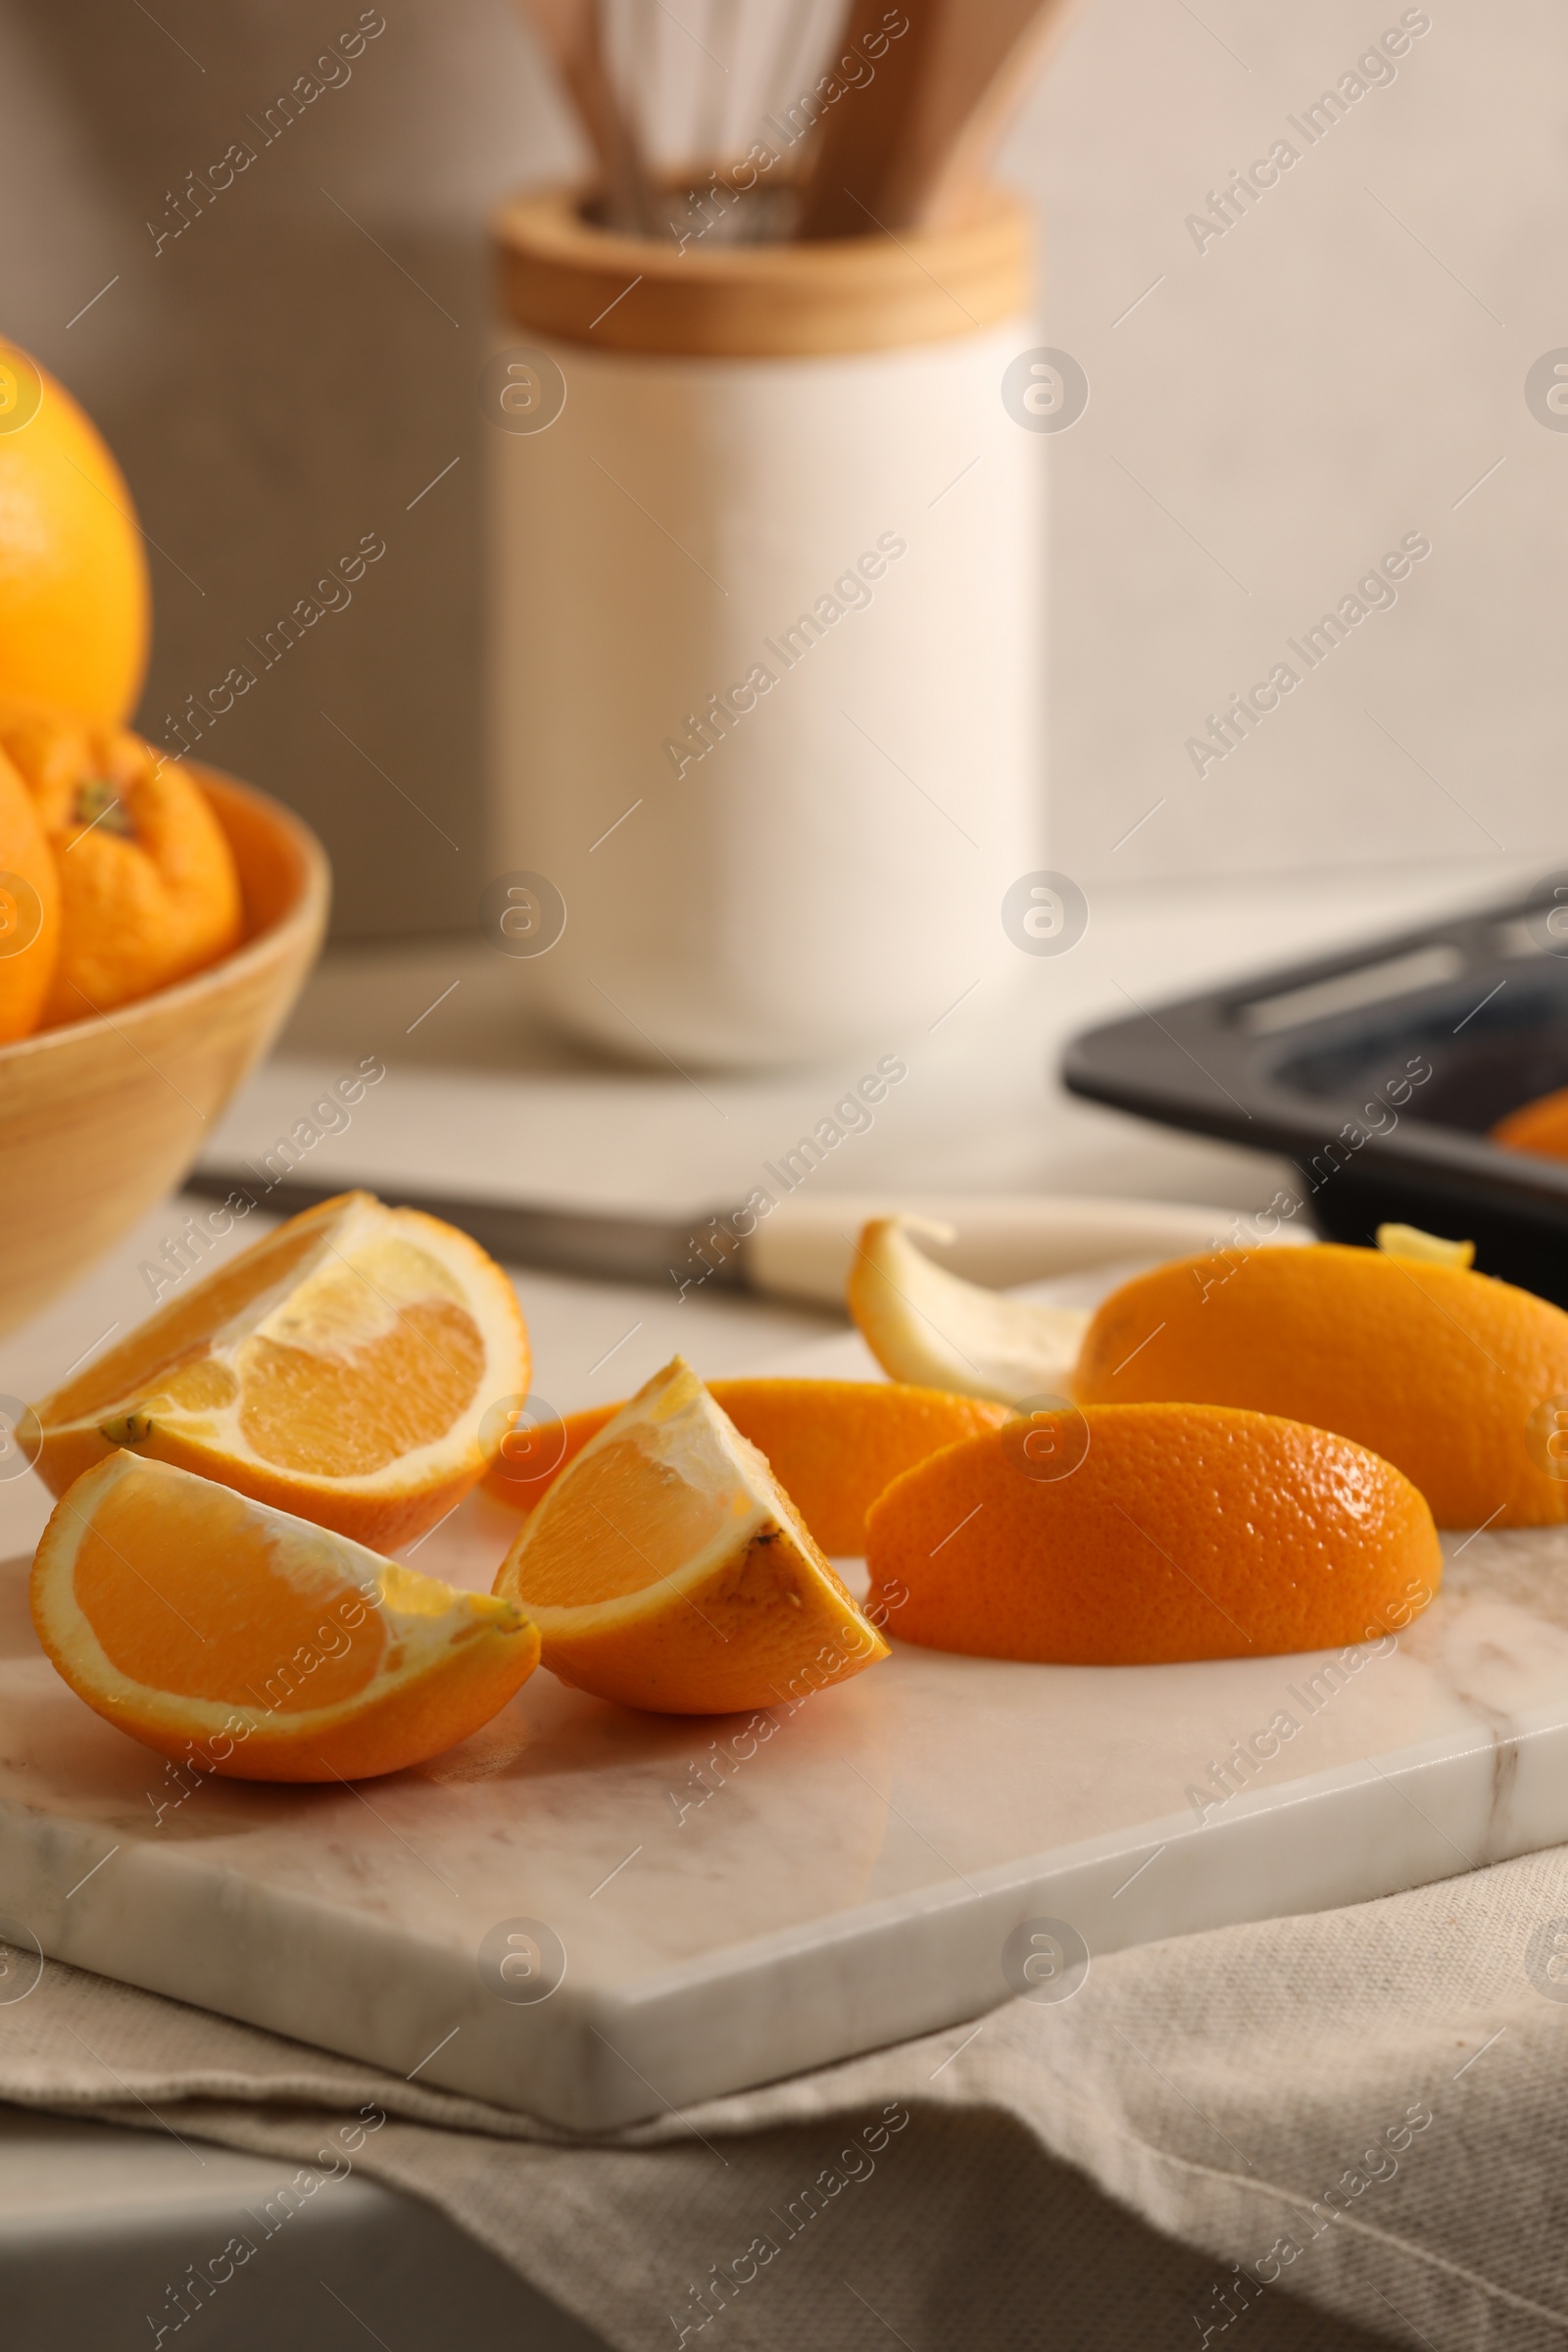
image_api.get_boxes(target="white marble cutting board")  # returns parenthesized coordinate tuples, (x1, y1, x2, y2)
(4, 1514, 1568, 2130)
(5, 1284, 1568, 2131)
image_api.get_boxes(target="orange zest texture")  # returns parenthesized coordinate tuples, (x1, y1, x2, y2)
(494, 1357, 889, 1714)
(32, 1192, 529, 1548)
(32, 1454, 540, 1782)
(1073, 1243, 1568, 1528)
(485, 1376, 1008, 1553)
(863, 1402, 1441, 1666)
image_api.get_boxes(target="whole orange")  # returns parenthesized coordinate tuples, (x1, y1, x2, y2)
(863, 1402, 1441, 1665)
(1074, 1244, 1568, 1529)
(0, 741, 60, 1040)
(0, 340, 150, 721)
(0, 697, 240, 1024)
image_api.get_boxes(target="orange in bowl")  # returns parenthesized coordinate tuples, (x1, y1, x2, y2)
(0, 763, 326, 1341)
(1073, 1243, 1568, 1529)
(0, 740, 58, 1041)
(0, 697, 241, 1026)
(0, 339, 150, 722)
(864, 1402, 1441, 1665)
(32, 1453, 540, 1781)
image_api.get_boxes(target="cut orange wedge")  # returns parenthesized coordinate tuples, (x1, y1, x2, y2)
(493, 1357, 889, 1714)
(31, 1454, 540, 1781)
(31, 1192, 529, 1549)
(484, 1377, 1010, 1553)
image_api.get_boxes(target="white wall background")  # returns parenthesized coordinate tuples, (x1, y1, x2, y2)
(1026, 0, 1567, 892)
(0, 0, 1560, 934)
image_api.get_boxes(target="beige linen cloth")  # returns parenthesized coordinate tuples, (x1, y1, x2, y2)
(3, 1843, 1566, 2352)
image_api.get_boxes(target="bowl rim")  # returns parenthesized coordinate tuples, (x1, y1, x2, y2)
(0, 762, 330, 1068)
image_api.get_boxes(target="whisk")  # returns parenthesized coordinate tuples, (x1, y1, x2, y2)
(513, 0, 1081, 243)
(514, 0, 843, 241)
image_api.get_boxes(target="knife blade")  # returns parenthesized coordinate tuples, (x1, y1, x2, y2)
(184, 1170, 746, 1295)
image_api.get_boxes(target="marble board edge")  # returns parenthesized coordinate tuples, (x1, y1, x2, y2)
(1, 1705, 1562, 2131)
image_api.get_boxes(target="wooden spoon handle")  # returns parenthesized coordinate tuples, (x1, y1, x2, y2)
(897, 0, 1086, 228)
(795, 2, 939, 242)
(798, 0, 1084, 240)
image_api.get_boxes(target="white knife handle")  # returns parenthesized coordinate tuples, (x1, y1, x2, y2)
(742, 1192, 1308, 1308)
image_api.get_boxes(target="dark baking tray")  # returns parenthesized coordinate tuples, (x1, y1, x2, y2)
(1061, 876, 1568, 1305)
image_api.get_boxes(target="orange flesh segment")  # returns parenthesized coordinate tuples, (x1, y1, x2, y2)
(41, 1212, 494, 1479)
(70, 1471, 383, 1708)
(512, 1436, 749, 1606)
(43, 1216, 326, 1425)
(230, 1298, 486, 1477)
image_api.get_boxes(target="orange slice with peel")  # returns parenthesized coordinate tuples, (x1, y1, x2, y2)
(485, 1377, 1009, 1552)
(864, 1401, 1442, 1666)
(493, 1357, 889, 1714)
(31, 1454, 540, 1781)
(31, 1191, 528, 1549)
(1073, 1242, 1568, 1529)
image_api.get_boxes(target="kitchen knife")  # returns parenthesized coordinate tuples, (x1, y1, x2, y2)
(182, 1173, 1299, 1307)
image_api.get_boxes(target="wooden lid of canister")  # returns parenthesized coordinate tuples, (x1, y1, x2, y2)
(494, 182, 1032, 359)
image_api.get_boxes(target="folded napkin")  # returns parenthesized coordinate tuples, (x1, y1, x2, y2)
(4, 1838, 1565, 2352)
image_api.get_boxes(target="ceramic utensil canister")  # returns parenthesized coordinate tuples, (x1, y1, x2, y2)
(487, 185, 1041, 1067)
